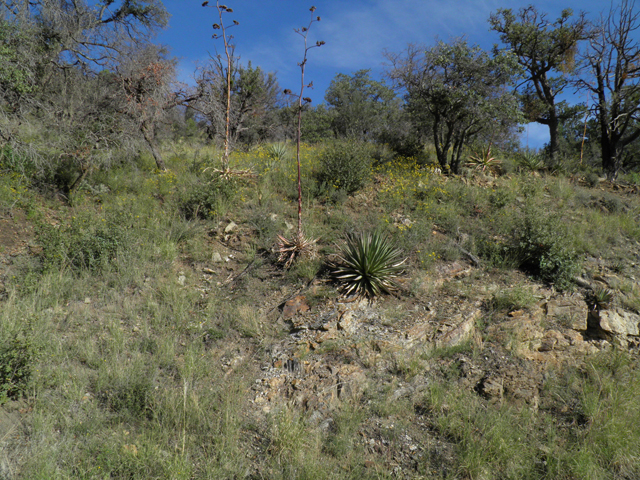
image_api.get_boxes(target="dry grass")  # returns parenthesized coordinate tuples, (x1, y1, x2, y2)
(0, 144, 640, 478)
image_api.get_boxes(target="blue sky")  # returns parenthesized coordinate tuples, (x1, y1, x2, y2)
(157, 0, 610, 148)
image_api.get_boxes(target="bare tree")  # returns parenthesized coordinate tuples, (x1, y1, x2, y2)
(114, 46, 194, 170)
(578, 0, 640, 180)
(0, 0, 168, 71)
(194, 61, 280, 148)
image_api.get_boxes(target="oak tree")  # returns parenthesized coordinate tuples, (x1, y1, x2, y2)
(489, 6, 588, 161)
(386, 39, 522, 173)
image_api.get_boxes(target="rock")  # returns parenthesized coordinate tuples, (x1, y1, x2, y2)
(597, 308, 640, 336)
(336, 364, 367, 401)
(486, 313, 544, 351)
(224, 221, 237, 233)
(212, 252, 223, 263)
(546, 294, 589, 331)
(538, 330, 570, 352)
(177, 275, 186, 286)
(391, 386, 414, 401)
(283, 295, 310, 320)
(318, 418, 334, 433)
(405, 321, 435, 348)
(436, 309, 480, 348)
(337, 311, 357, 334)
(476, 376, 504, 402)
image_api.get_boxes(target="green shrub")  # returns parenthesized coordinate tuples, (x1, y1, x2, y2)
(601, 193, 623, 213)
(315, 141, 372, 195)
(585, 172, 600, 188)
(39, 214, 128, 273)
(180, 175, 239, 220)
(0, 334, 37, 403)
(514, 206, 579, 290)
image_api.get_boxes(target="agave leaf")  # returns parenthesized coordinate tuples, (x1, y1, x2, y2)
(331, 231, 406, 297)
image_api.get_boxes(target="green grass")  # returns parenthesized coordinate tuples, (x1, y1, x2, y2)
(1, 141, 640, 478)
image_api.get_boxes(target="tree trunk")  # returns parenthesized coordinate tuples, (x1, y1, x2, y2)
(141, 123, 166, 170)
(547, 110, 559, 162)
(451, 134, 465, 174)
(601, 138, 622, 181)
(433, 117, 453, 172)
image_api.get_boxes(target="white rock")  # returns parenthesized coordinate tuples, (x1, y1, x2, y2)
(224, 221, 237, 233)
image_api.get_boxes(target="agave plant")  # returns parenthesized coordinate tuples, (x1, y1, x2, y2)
(518, 150, 545, 173)
(466, 145, 502, 174)
(331, 232, 406, 298)
(266, 142, 291, 164)
(589, 286, 614, 311)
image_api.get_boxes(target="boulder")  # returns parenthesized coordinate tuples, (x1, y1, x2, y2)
(597, 308, 640, 336)
(434, 309, 481, 348)
(545, 294, 589, 331)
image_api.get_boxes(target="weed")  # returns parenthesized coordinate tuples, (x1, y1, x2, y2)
(589, 286, 614, 311)
(265, 142, 291, 166)
(95, 360, 156, 420)
(466, 144, 501, 175)
(517, 149, 545, 172)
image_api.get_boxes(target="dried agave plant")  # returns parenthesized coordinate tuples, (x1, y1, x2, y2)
(202, 1, 252, 179)
(277, 6, 324, 267)
(276, 231, 318, 269)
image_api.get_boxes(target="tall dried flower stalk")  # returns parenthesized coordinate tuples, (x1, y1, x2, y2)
(277, 6, 324, 267)
(202, 1, 238, 172)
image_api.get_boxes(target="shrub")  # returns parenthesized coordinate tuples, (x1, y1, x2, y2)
(513, 206, 579, 290)
(180, 174, 239, 220)
(585, 172, 600, 188)
(0, 334, 37, 403)
(39, 214, 128, 273)
(315, 141, 372, 195)
(331, 231, 406, 297)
